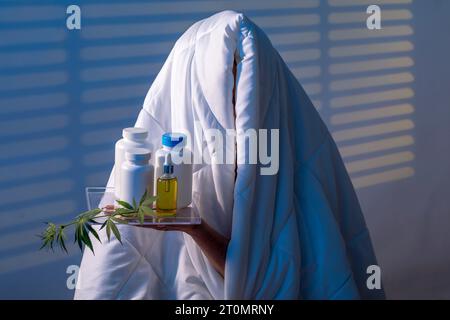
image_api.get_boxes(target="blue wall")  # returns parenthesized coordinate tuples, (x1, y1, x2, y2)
(0, 0, 449, 298)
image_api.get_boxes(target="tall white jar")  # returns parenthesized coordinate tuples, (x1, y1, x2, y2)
(120, 148, 153, 206)
(115, 127, 152, 199)
(154, 133, 192, 208)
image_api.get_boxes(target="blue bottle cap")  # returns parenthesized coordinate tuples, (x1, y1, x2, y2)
(162, 132, 186, 148)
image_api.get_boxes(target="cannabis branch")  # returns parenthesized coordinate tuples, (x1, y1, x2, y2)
(39, 190, 157, 254)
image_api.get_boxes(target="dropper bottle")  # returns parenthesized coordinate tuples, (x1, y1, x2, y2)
(156, 153, 178, 216)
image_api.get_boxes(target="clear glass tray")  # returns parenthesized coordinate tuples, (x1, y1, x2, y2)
(85, 187, 201, 225)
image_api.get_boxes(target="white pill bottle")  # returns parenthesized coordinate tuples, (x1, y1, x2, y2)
(114, 127, 152, 199)
(154, 133, 192, 208)
(120, 148, 153, 206)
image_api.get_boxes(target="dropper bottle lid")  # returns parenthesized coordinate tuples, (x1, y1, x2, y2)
(163, 153, 174, 174)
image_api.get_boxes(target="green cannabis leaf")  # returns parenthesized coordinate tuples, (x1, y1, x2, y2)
(39, 191, 157, 254)
(115, 200, 134, 210)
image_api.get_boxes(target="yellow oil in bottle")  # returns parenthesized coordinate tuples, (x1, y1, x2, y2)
(156, 153, 177, 216)
(156, 176, 177, 216)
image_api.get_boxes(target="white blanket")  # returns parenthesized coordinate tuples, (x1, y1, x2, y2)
(75, 11, 384, 300)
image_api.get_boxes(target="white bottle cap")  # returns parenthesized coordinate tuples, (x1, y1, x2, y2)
(123, 127, 148, 141)
(125, 148, 151, 162)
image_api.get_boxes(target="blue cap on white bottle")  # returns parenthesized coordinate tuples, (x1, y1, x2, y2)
(162, 132, 186, 148)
